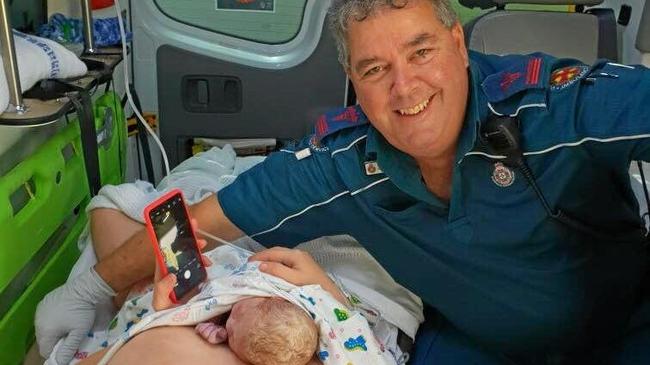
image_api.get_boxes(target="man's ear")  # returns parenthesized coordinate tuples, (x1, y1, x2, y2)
(451, 22, 469, 68)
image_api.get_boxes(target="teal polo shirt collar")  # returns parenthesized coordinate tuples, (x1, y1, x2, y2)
(365, 63, 483, 209)
(366, 126, 444, 207)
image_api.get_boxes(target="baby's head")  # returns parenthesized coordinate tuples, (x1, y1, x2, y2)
(226, 296, 318, 365)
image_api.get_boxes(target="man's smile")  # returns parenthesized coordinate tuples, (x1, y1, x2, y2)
(396, 95, 432, 116)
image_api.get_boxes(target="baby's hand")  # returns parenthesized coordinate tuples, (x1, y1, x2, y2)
(195, 322, 228, 344)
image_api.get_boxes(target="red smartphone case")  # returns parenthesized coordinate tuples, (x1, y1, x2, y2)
(143, 188, 206, 303)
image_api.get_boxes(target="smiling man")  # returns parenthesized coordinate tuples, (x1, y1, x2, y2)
(36, 0, 650, 364)
(344, 2, 470, 201)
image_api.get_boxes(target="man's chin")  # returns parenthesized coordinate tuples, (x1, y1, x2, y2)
(399, 141, 451, 160)
(393, 143, 429, 158)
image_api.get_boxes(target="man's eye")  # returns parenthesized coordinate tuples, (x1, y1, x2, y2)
(416, 49, 431, 58)
(363, 66, 383, 77)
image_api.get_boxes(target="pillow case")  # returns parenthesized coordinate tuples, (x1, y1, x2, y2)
(0, 30, 88, 112)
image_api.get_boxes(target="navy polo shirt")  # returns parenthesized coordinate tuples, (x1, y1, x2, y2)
(218, 51, 650, 353)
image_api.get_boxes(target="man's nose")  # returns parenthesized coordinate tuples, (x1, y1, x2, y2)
(390, 63, 418, 98)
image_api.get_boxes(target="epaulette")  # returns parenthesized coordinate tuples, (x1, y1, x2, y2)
(481, 54, 547, 103)
(314, 105, 369, 141)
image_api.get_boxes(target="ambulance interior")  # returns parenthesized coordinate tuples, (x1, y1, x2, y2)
(0, 0, 648, 364)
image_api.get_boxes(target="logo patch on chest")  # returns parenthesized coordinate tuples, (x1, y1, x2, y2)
(364, 161, 383, 175)
(550, 65, 589, 90)
(492, 162, 515, 187)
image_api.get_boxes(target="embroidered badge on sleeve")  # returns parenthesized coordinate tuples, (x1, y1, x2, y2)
(550, 65, 589, 90)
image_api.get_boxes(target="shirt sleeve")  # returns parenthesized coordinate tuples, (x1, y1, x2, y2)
(217, 137, 354, 247)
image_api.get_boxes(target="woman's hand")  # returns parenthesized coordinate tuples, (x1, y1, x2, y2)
(151, 258, 178, 311)
(249, 247, 349, 306)
(153, 221, 211, 311)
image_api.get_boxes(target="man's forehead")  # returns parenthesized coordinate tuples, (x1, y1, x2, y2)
(350, 30, 439, 58)
(406, 32, 439, 47)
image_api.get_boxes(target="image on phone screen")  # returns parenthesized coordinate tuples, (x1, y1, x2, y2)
(149, 194, 204, 299)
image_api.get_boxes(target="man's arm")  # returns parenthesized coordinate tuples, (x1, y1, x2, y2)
(190, 193, 245, 248)
(95, 193, 243, 292)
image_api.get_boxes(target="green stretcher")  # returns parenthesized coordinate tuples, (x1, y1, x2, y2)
(0, 91, 126, 365)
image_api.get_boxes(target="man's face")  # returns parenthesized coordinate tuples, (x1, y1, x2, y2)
(347, 0, 470, 160)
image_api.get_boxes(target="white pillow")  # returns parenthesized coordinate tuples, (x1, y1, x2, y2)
(0, 30, 88, 112)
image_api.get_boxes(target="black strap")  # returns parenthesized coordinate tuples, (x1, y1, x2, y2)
(70, 91, 101, 196)
(128, 84, 156, 183)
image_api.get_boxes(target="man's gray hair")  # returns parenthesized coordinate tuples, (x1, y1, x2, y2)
(328, 0, 459, 70)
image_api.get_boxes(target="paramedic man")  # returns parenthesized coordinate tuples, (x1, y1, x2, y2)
(36, 0, 650, 363)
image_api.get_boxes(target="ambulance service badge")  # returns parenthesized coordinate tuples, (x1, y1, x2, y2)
(492, 162, 515, 187)
(549, 65, 589, 91)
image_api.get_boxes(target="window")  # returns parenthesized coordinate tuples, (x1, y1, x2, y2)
(154, 0, 308, 44)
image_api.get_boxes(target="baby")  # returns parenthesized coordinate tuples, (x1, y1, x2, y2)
(150, 251, 320, 365)
(191, 296, 318, 365)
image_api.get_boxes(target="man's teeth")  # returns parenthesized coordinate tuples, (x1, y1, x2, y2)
(398, 98, 430, 116)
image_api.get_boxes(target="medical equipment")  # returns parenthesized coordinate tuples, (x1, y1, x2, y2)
(113, 0, 170, 176)
(195, 228, 254, 256)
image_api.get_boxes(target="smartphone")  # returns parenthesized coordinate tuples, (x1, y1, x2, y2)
(144, 189, 207, 303)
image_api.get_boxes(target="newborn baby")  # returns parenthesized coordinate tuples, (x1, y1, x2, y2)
(193, 296, 318, 365)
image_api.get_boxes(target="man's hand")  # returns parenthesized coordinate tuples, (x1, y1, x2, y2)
(249, 247, 349, 306)
(35, 267, 116, 364)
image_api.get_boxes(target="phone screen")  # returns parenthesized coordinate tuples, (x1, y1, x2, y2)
(148, 193, 205, 300)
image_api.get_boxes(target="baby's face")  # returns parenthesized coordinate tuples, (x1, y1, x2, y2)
(226, 297, 268, 356)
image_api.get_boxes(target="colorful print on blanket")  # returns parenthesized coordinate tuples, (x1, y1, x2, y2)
(72, 245, 395, 364)
(300, 285, 394, 364)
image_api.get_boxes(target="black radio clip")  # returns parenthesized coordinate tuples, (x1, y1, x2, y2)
(480, 112, 648, 243)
